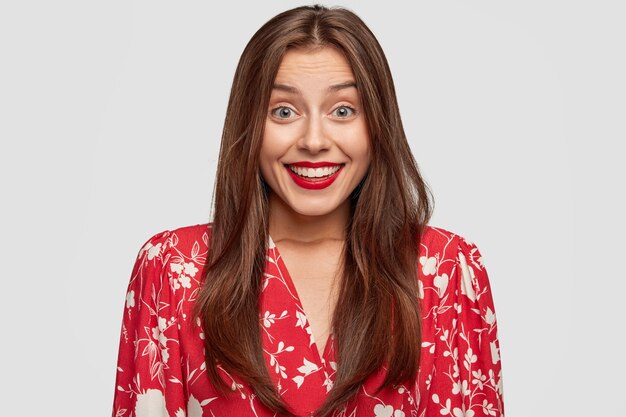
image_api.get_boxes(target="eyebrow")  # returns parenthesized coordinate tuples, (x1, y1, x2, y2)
(272, 81, 357, 94)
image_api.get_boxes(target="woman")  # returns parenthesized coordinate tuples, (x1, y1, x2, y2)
(113, 5, 503, 417)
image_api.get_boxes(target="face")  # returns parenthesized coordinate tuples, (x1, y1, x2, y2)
(259, 46, 371, 219)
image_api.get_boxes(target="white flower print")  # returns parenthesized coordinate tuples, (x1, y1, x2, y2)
(421, 341, 435, 354)
(183, 262, 198, 277)
(171, 278, 180, 290)
(472, 369, 487, 389)
(170, 263, 191, 291)
(452, 404, 475, 417)
(496, 371, 504, 396)
(196, 317, 205, 340)
(152, 317, 169, 348)
(425, 373, 432, 389)
(458, 252, 476, 302)
(490, 341, 501, 364)
(178, 275, 191, 289)
(295, 310, 307, 328)
(264, 310, 287, 330)
(147, 243, 163, 261)
(161, 348, 170, 364)
(485, 307, 496, 326)
(372, 404, 405, 417)
(434, 396, 452, 415)
(482, 400, 497, 416)
(267, 341, 293, 379)
(126, 290, 135, 308)
(419, 255, 437, 276)
(187, 394, 203, 417)
(170, 262, 192, 290)
(293, 375, 305, 388)
(297, 358, 319, 376)
(135, 389, 168, 417)
(322, 371, 334, 392)
(293, 357, 319, 389)
(464, 348, 478, 370)
(452, 379, 470, 396)
(373, 404, 393, 417)
(433, 273, 449, 298)
(263, 311, 276, 328)
(453, 363, 460, 379)
(138, 241, 154, 259)
(151, 326, 160, 342)
(442, 346, 458, 360)
(304, 323, 315, 346)
(170, 262, 184, 274)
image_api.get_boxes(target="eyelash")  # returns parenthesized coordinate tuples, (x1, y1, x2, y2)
(269, 105, 357, 120)
(270, 106, 297, 119)
(331, 105, 357, 118)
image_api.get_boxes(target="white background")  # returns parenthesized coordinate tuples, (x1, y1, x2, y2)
(1, 1, 624, 415)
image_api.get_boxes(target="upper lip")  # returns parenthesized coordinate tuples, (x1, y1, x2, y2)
(286, 161, 343, 168)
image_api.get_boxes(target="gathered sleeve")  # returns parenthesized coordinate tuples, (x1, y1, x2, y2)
(112, 231, 187, 417)
(426, 236, 504, 416)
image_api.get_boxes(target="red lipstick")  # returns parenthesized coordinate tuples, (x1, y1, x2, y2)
(285, 162, 344, 190)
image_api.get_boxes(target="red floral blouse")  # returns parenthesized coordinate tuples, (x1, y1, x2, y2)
(113, 224, 504, 417)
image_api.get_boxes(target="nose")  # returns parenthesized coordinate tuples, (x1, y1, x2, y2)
(297, 114, 331, 154)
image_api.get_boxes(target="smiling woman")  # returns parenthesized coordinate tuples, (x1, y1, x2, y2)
(260, 47, 371, 217)
(112, 5, 504, 417)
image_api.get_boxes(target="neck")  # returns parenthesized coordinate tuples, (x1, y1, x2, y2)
(267, 193, 350, 243)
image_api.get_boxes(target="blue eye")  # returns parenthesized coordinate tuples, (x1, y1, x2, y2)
(332, 106, 355, 118)
(271, 106, 295, 119)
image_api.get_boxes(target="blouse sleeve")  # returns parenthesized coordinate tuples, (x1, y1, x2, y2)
(428, 236, 504, 416)
(112, 231, 187, 417)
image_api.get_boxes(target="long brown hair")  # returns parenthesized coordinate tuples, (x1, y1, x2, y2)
(194, 5, 432, 416)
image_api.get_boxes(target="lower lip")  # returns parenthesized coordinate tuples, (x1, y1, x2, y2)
(286, 165, 343, 190)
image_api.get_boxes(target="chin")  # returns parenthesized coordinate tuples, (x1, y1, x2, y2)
(292, 206, 338, 218)
(288, 199, 344, 218)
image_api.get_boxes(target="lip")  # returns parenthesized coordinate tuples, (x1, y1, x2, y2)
(288, 161, 341, 168)
(285, 163, 344, 190)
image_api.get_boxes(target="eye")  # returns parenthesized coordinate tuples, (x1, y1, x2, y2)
(331, 105, 356, 118)
(270, 106, 296, 119)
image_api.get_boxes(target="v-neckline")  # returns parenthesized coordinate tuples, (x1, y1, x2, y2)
(268, 235, 335, 366)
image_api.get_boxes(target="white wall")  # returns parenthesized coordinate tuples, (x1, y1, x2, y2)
(1, 1, 623, 415)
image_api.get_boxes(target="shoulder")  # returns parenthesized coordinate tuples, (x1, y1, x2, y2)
(419, 225, 482, 264)
(130, 223, 212, 294)
(136, 223, 211, 261)
(418, 225, 489, 306)
(419, 224, 487, 268)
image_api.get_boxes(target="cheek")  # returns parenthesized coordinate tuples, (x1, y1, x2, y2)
(258, 158, 271, 184)
(357, 137, 372, 161)
(259, 129, 288, 183)
(261, 123, 298, 157)
(342, 125, 371, 163)
(258, 146, 276, 184)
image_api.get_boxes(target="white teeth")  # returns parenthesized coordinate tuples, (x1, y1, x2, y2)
(289, 165, 341, 178)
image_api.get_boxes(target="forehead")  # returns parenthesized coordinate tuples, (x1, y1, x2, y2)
(274, 47, 355, 83)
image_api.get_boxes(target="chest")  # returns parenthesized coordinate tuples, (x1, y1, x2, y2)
(272, 240, 342, 357)
(175, 231, 436, 416)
